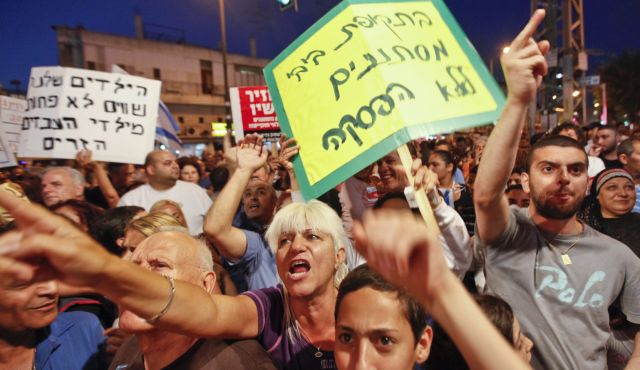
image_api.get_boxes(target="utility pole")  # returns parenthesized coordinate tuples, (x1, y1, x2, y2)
(218, 0, 231, 128)
(531, 0, 586, 126)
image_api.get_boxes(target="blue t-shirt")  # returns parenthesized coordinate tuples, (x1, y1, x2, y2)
(453, 168, 465, 185)
(222, 229, 278, 292)
(35, 311, 106, 370)
(633, 185, 640, 214)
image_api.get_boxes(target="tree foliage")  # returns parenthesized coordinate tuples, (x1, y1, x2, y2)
(599, 51, 640, 122)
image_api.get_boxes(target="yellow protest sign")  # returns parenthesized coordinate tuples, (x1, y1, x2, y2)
(264, 0, 505, 199)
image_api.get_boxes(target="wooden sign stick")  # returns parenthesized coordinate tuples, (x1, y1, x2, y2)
(396, 144, 441, 236)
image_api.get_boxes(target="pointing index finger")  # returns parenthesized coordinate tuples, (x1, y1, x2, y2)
(511, 9, 546, 51)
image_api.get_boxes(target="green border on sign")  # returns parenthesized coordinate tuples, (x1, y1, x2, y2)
(264, 0, 505, 200)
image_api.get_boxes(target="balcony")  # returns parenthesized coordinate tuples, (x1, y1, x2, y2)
(160, 80, 225, 106)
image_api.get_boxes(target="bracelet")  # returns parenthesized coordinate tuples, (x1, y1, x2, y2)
(145, 275, 175, 324)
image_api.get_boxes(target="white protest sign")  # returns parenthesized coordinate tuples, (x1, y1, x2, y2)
(0, 96, 26, 154)
(19, 66, 161, 164)
(0, 135, 17, 168)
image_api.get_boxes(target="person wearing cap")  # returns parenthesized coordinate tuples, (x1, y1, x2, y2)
(578, 168, 640, 369)
(579, 168, 640, 256)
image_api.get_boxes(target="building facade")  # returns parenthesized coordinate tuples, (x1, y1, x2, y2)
(53, 22, 270, 142)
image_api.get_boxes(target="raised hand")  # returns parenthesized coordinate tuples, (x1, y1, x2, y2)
(277, 133, 300, 174)
(588, 145, 602, 157)
(236, 133, 268, 173)
(222, 129, 239, 173)
(353, 209, 450, 311)
(75, 149, 96, 171)
(501, 9, 550, 105)
(411, 158, 441, 206)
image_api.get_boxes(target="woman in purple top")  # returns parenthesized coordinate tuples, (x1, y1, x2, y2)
(242, 200, 350, 369)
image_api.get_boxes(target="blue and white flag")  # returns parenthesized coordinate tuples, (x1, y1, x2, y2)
(156, 100, 183, 153)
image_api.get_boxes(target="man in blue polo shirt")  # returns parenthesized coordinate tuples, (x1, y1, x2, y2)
(203, 134, 278, 292)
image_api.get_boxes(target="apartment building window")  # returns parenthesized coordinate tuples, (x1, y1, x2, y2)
(200, 60, 213, 94)
(58, 43, 74, 66)
(153, 68, 161, 80)
(198, 117, 204, 123)
(235, 65, 264, 86)
(86, 61, 96, 70)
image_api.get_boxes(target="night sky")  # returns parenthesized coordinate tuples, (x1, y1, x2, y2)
(1, 0, 638, 91)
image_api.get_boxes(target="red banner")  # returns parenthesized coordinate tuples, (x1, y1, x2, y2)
(230, 86, 280, 139)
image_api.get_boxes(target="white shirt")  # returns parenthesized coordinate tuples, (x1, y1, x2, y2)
(118, 180, 212, 235)
(588, 155, 606, 179)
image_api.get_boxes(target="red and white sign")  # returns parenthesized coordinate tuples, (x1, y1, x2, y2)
(230, 86, 280, 140)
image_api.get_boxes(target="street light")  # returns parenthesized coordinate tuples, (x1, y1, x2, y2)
(277, 0, 298, 11)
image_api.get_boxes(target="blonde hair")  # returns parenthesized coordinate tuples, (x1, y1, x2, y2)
(265, 200, 350, 344)
(150, 199, 188, 228)
(126, 211, 184, 237)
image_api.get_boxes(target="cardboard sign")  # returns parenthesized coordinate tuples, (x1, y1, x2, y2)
(230, 86, 280, 140)
(19, 66, 161, 164)
(0, 96, 26, 154)
(0, 96, 25, 168)
(264, 0, 505, 199)
(0, 136, 17, 168)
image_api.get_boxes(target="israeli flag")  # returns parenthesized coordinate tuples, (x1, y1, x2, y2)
(156, 100, 183, 153)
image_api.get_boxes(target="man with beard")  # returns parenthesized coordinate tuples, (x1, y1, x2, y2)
(118, 150, 212, 235)
(109, 231, 276, 370)
(593, 125, 623, 169)
(203, 135, 278, 291)
(474, 10, 640, 370)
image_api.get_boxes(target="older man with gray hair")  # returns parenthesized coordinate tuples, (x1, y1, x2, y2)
(109, 231, 276, 370)
(41, 166, 86, 207)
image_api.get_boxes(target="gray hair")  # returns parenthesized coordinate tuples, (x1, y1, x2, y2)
(618, 137, 640, 158)
(264, 200, 349, 345)
(42, 166, 86, 186)
(148, 230, 214, 273)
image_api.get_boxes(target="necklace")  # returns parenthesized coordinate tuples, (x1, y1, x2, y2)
(299, 326, 324, 358)
(542, 235, 581, 265)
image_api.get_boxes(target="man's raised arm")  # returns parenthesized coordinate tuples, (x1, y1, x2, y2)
(474, 9, 549, 244)
(203, 134, 268, 260)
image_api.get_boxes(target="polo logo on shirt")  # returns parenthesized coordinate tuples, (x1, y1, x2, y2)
(534, 265, 605, 308)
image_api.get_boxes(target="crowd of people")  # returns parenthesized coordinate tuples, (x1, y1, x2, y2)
(1, 9, 640, 370)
